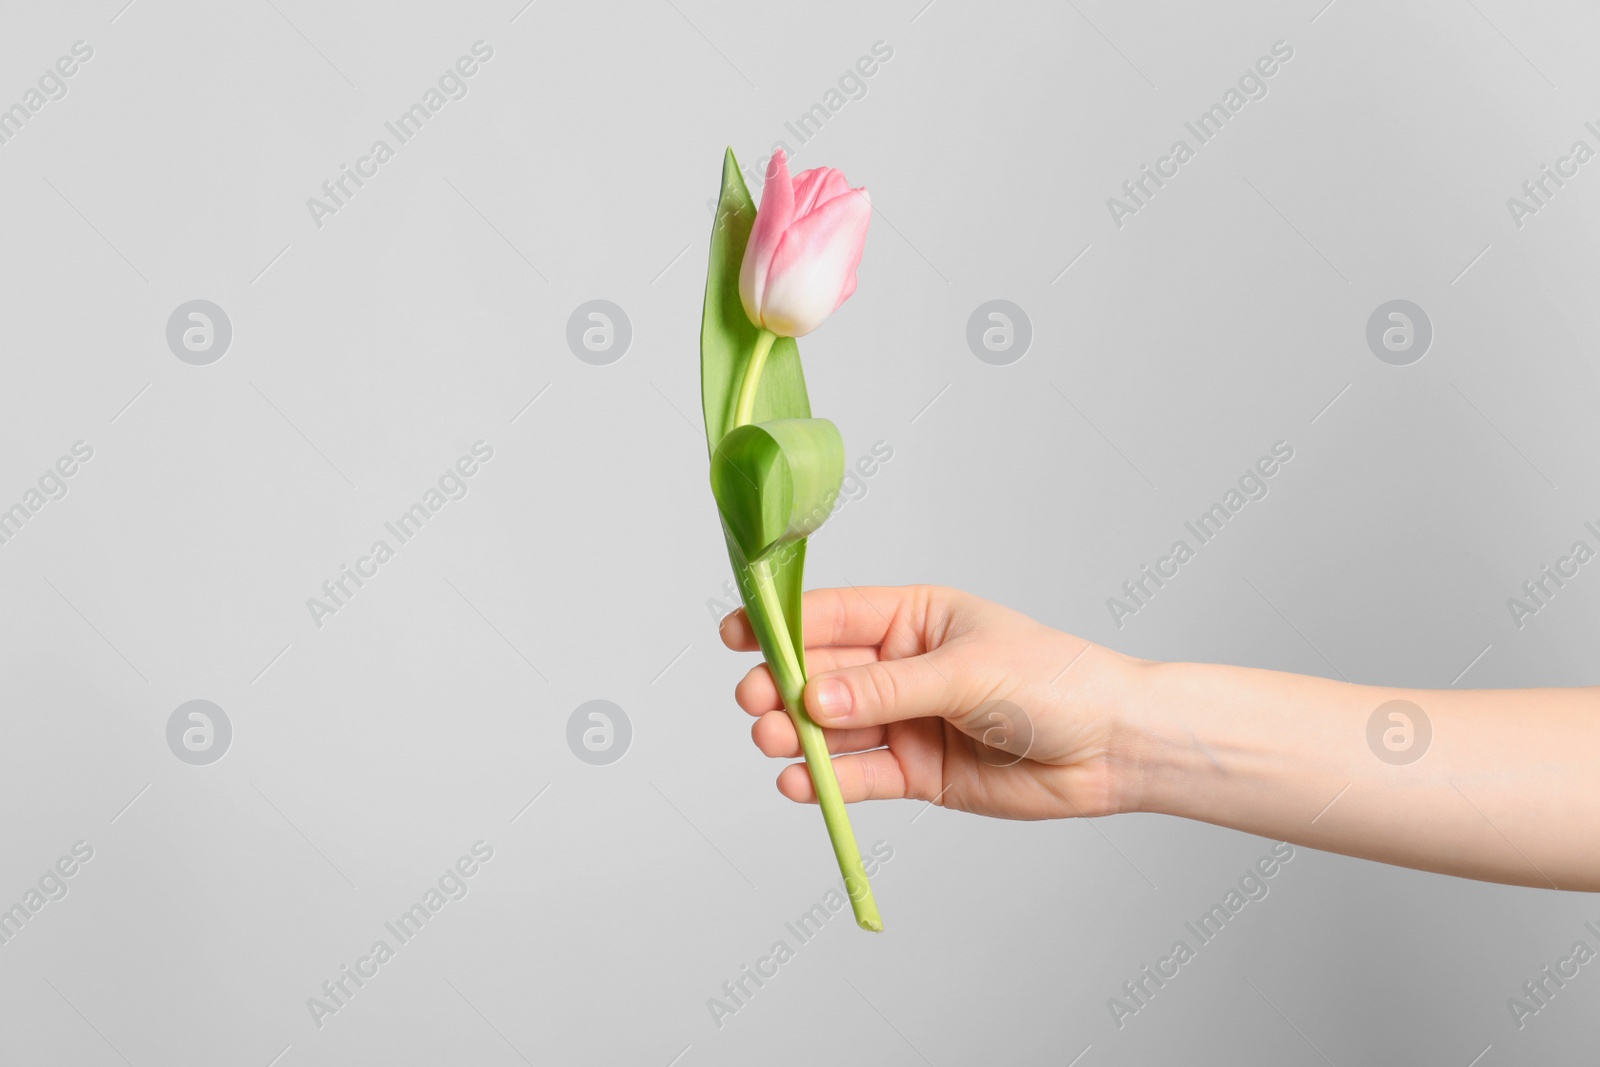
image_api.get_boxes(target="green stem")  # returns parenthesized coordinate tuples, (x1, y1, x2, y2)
(729, 324, 880, 931)
(732, 329, 777, 428)
(748, 556, 883, 932)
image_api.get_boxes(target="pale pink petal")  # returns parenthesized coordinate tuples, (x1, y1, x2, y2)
(813, 170, 853, 210)
(758, 187, 870, 337)
(791, 167, 851, 218)
(831, 268, 858, 313)
(790, 168, 827, 214)
(739, 149, 795, 327)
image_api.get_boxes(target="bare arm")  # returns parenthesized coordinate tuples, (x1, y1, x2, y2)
(722, 585, 1600, 891)
(1126, 661, 1600, 890)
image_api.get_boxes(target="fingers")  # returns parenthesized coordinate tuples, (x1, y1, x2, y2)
(776, 750, 908, 804)
(720, 585, 948, 652)
(805, 648, 975, 730)
(751, 710, 886, 758)
(734, 646, 879, 715)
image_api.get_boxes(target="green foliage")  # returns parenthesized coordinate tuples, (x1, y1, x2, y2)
(698, 148, 880, 931)
(710, 419, 844, 563)
(699, 149, 843, 671)
(699, 150, 810, 452)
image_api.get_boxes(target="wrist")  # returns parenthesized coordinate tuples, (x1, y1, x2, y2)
(1109, 659, 1273, 819)
(1053, 646, 1174, 819)
(1110, 658, 1368, 823)
(1106, 657, 1189, 816)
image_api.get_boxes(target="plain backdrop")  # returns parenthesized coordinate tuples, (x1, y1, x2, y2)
(2, 0, 1599, 1064)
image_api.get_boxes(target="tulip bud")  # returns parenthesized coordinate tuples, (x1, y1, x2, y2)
(738, 149, 871, 338)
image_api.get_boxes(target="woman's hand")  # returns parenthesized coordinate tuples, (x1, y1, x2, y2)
(720, 584, 1143, 821)
(725, 583, 1600, 890)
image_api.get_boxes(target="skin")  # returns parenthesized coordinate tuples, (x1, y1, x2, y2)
(722, 584, 1600, 892)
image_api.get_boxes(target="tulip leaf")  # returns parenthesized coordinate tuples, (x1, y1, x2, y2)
(711, 419, 844, 562)
(700, 149, 810, 452)
(700, 148, 820, 658)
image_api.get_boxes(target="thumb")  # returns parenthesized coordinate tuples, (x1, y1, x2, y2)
(804, 650, 971, 728)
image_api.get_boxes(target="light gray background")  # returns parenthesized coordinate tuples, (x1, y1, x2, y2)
(3, 0, 1598, 1063)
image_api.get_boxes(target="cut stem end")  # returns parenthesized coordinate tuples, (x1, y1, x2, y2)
(747, 555, 882, 932)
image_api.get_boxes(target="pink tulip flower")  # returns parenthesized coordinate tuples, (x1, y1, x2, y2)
(739, 149, 871, 338)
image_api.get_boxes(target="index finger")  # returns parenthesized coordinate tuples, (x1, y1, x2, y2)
(719, 585, 934, 651)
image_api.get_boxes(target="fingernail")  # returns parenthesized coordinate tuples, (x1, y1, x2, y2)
(810, 678, 852, 721)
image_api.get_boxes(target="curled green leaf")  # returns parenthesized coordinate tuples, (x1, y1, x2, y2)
(710, 418, 844, 562)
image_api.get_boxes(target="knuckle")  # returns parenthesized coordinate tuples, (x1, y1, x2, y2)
(827, 586, 850, 644)
(859, 661, 901, 717)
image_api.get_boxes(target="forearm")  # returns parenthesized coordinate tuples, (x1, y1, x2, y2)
(1119, 660, 1600, 891)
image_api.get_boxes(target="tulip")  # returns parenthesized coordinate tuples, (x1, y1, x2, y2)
(701, 146, 883, 931)
(740, 149, 871, 339)
(733, 150, 870, 426)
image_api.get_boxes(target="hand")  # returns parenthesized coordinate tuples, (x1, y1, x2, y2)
(720, 585, 1142, 821)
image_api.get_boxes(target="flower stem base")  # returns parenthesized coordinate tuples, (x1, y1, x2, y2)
(748, 554, 882, 932)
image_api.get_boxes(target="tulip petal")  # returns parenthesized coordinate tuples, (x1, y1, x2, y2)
(759, 186, 871, 337)
(739, 149, 795, 328)
(792, 167, 851, 218)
